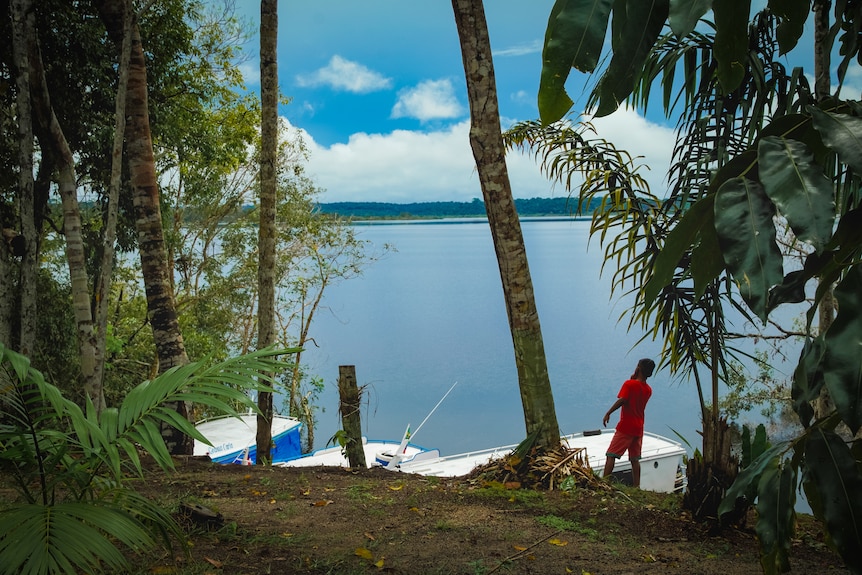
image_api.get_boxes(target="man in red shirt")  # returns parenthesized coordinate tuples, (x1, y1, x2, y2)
(602, 358, 655, 488)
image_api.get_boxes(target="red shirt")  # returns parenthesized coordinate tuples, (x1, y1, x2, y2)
(615, 378, 652, 436)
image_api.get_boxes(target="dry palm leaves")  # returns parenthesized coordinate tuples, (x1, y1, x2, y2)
(468, 439, 609, 492)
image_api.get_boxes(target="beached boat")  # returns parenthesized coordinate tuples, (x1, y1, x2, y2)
(193, 414, 303, 464)
(277, 436, 441, 469)
(395, 429, 686, 493)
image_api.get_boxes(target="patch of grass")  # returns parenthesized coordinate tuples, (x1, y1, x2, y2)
(475, 483, 546, 508)
(346, 482, 379, 502)
(434, 519, 456, 531)
(535, 514, 599, 540)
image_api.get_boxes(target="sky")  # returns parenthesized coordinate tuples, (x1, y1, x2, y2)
(224, 1, 676, 204)
(227, 1, 855, 205)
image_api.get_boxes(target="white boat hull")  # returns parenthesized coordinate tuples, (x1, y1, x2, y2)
(194, 414, 303, 464)
(395, 429, 686, 493)
(276, 438, 440, 469)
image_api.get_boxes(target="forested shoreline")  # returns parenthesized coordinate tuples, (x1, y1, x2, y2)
(315, 196, 600, 219)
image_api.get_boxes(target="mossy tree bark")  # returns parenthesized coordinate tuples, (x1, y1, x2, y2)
(451, 0, 561, 450)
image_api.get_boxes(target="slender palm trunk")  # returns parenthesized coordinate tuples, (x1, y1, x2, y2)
(812, 0, 837, 422)
(451, 0, 560, 449)
(256, 0, 279, 464)
(10, 0, 39, 358)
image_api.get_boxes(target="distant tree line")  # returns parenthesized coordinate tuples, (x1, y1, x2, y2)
(315, 196, 601, 219)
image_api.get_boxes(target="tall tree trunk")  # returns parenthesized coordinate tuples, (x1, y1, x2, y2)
(256, 0, 278, 464)
(93, 0, 132, 410)
(451, 0, 560, 449)
(27, 22, 106, 412)
(97, 0, 191, 453)
(10, 0, 39, 358)
(0, 240, 11, 347)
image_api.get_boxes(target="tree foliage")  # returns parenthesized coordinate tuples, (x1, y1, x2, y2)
(533, 0, 862, 572)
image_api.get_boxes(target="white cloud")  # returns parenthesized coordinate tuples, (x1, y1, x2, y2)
(290, 106, 675, 203)
(391, 79, 464, 121)
(587, 107, 676, 196)
(838, 65, 862, 99)
(296, 55, 392, 93)
(509, 90, 531, 105)
(239, 60, 260, 86)
(300, 120, 552, 203)
(493, 40, 543, 58)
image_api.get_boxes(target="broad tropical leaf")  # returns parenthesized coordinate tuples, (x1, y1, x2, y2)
(809, 107, 862, 174)
(718, 442, 789, 518)
(803, 428, 862, 573)
(822, 265, 862, 434)
(714, 177, 784, 322)
(767, 269, 810, 312)
(768, 0, 810, 54)
(644, 196, 714, 304)
(757, 136, 835, 252)
(668, 0, 712, 38)
(592, 0, 670, 117)
(712, 0, 751, 92)
(755, 458, 796, 575)
(539, 0, 614, 124)
(688, 206, 725, 298)
(792, 337, 826, 427)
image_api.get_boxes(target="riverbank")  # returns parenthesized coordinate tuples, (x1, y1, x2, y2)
(132, 457, 844, 574)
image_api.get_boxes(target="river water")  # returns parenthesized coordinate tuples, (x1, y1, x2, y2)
(296, 217, 723, 456)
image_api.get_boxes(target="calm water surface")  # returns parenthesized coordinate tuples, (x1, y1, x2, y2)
(298, 218, 708, 456)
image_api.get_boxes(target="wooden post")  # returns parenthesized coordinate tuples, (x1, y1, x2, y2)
(338, 365, 366, 469)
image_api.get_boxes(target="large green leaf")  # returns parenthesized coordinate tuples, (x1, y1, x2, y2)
(768, 0, 810, 54)
(593, 0, 670, 117)
(767, 270, 808, 312)
(809, 107, 862, 174)
(792, 337, 825, 427)
(644, 195, 715, 305)
(689, 208, 725, 299)
(708, 149, 759, 194)
(755, 459, 796, 575)
(539, 0, 614, 124)
(803, 428, 862, 573)
(718, 442, 789, 518)
(714, 177, 784, 322)
(712, 0, 752, 93)
(823, 264, 862, 434)
(668, 0, 712, 38)
(757, 136, 835, 253)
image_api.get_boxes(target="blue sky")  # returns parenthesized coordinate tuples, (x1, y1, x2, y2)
(226, 1, 677, 203)
(229, 2, 852, 204)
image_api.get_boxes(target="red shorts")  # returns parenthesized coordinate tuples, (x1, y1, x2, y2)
(606, 431, 643, 461)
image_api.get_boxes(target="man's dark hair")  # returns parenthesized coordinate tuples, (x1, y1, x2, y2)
(638, 358, 656, 378)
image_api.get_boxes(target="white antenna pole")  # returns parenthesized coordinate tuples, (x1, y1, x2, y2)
(411, 381, 458, 440)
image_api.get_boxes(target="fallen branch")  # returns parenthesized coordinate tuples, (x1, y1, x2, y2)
(486, 528, 564, 575)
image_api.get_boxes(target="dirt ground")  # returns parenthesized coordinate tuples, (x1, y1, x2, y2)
(126, 456, 847, 575)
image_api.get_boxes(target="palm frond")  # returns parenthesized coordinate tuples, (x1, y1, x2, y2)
(1, 343, 298, 575)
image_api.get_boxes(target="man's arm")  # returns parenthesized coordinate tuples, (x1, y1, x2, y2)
(603, 397, 627, 427)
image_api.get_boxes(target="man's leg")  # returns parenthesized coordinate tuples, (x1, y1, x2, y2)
(603, 456, 616, 478)
(631, 459, 641, 488)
